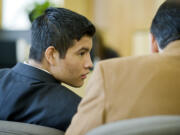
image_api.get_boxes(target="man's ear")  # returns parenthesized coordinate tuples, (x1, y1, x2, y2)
(44, 46, 57, 65)
(150, 33, 159, 53)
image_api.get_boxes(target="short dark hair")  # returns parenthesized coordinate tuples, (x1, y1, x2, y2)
(150, 0, 180, 49)
(29, 7, 95, 62)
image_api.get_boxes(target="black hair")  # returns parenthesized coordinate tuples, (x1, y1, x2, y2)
(29, 7, 95, 62)
(150, 0, 180, 49)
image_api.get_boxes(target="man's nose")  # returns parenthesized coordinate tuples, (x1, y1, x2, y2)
(85, 54, 93, 69)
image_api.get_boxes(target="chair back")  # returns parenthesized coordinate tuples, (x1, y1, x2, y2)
(86, 116, 180, 135)
(0, 120, 64, 135)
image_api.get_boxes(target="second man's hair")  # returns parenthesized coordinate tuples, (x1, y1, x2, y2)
(150, 0, 180, 49)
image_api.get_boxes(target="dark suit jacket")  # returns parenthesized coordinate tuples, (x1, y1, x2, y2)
(0, 63, 81, 131)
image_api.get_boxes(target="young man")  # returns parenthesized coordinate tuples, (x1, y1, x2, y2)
(0, 7, 95, 131)
(66, 0, 180, 135)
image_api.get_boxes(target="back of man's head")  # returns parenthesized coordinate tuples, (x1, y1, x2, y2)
(29, 7, 95, 62)
(150, 0, 180, 49)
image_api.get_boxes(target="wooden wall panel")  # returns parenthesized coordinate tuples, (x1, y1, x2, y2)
(94, 0, 165, 56)
(64, 0, 93, 21)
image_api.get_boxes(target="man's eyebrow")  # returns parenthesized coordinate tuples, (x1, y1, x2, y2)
(78, 47, 90, 52)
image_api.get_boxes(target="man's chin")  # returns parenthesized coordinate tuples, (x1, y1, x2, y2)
(73, 80, 85, 88)
(63, 80, 84, 88)
(71, 83, 83, 88)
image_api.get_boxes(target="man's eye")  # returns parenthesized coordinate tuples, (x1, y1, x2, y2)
(80, 52, 85, 56)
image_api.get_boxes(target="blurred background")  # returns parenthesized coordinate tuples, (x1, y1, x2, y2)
(0, 0, 165, 96)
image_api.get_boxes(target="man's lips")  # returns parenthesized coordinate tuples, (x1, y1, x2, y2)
(81, 73, 89, 79)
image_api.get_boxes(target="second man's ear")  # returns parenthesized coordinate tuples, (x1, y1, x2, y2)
(44, 46, 58, 65)
(150, 33, 159, 53)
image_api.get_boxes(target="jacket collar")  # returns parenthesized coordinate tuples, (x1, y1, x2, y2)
(12, 63, 60, 83)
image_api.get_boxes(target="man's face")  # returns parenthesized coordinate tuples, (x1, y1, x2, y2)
(52, 36, 93, 87)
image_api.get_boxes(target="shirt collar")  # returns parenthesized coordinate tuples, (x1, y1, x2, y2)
(24, 61, 51, 74)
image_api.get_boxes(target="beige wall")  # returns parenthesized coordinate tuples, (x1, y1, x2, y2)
(94, 0, 165, 56)
(64, 0, 94, 21)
